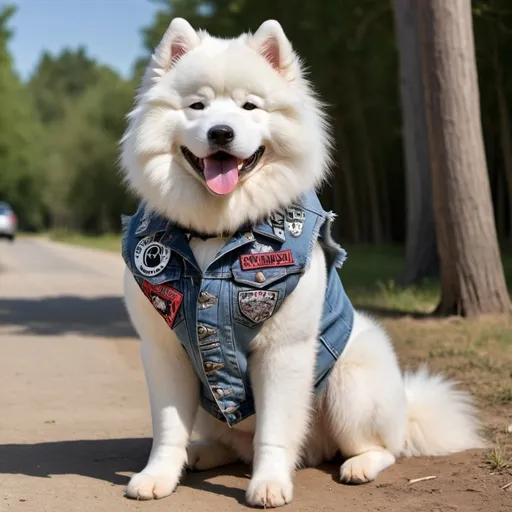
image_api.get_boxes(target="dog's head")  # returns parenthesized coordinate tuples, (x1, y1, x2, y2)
(121, 18, 331, 234)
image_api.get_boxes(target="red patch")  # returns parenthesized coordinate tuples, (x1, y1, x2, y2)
(240, 249, 294, 270)
(142, 281, 183, 328)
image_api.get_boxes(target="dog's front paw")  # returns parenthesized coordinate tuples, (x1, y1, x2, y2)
(246, 478, 293, 508)
(125, 471, 178, 500)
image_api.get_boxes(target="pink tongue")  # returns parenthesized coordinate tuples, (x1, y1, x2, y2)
(203, 156, 239, 195)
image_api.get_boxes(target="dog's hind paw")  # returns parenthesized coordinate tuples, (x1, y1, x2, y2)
(187, 440, 239, 471)
(246, 478, 293, 508)
(340, 450, 396, 485)
(125, 471, 178, 500)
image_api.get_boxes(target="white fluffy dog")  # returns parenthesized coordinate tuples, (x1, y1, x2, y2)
(120, 18, 485, 508)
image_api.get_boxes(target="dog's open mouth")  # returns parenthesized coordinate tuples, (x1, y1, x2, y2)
(181, 146, 265, 195)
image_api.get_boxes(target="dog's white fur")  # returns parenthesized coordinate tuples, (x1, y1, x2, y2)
(120, 18, 486, 507)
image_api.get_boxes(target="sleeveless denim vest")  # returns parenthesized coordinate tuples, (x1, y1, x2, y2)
(122, 190, 354, 426)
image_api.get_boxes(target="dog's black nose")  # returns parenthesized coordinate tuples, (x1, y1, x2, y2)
(208, 125, 235, 146)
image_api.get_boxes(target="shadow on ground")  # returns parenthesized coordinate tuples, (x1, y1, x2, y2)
(1, 438, 320, 504)
(0, 295, 433, 340)
(0, 296, 136, 338)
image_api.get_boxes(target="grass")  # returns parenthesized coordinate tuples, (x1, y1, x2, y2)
(493, 388, 512, 405)
(485, 444, 511, 472)
(48, 231, 122, 253)
(340, 244, 440, 313)
(341, 244, 512, 315)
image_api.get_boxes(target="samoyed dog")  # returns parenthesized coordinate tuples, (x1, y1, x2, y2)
(120, 18, 485, 508)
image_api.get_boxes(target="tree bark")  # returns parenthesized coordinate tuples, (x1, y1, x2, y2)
(419, 0, 511, 316)
(393, 0, 438, 285)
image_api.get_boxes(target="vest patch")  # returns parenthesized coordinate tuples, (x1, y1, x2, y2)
(142, 281, 183, 328)
(238, 290, 279, 323)
(134, 235, 171, 276)
(240, 249, 294, 270)
(286, 205, 306, 237)
(268, 211, 286, 241)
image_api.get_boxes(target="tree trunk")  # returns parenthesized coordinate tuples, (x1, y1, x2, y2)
(496, 158, 506, 241)
(393, 0, 438, 285)
(418, 0, 511, 316)
(493, 42, 512, 239)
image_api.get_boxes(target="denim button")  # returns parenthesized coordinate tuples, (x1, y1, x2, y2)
(204, 361, 224, 375)
(198, 291, 217, 309)
(198, 325, 216, 340)
(255, 271, 266, 283)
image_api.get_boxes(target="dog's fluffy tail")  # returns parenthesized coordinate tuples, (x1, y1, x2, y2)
(401, 366, 488, 457)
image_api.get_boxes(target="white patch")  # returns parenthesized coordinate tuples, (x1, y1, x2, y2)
(250, 242, 274, 254)
(134, 235, 171, 276)
(238, 290, 279, 323)
(285, 206, 305, 237)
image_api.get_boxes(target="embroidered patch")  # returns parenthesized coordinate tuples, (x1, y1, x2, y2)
(134, 235, 171, 276)
(142, 281, 183, 328)
(240, 250, 294, 270)
(238, 290, 279, 323)
(268, 210, 286, 241)
(285, 205, 305, 237)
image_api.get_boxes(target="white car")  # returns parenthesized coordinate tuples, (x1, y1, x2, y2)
(0, 202, 17, 241)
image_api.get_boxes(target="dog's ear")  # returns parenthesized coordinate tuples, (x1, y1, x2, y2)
(250, 20, 295, 75)
(155, 18, 200, 71)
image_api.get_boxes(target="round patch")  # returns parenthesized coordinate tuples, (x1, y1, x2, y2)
(134, 235, 171, 277)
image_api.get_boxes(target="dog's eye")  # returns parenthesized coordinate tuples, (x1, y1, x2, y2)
(189, 102, 205, 110)
(242, 102, 257, 111)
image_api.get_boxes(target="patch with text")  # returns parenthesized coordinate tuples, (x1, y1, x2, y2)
(134, 235, 171, 277)
(142, 281, 183, 328)
(238, 290, 279, 323)
(240, 249, 294, 270)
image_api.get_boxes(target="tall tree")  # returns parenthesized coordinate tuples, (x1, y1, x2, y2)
(29, 47, 100, 124)
(0, 5, 45, 229)
(419, 0, 510, 316)
(393, 0, 438, 285)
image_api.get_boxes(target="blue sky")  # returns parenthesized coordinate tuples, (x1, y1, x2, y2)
(8, 0, 160, 80)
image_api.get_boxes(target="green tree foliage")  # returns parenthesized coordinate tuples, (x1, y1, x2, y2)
(0, 5, 46, 229)
(39, 66, 136, 232)
(29, 47, 100, 124)
(31, 52, 137, 233)
(0, 6, 137, 232)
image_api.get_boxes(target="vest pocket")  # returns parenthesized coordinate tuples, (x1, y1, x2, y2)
(231, 275, 287, 328)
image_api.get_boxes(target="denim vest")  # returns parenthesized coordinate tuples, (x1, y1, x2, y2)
(122, 191, 354, 426)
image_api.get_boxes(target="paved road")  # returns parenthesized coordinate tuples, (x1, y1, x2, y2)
(0, 238, 500, 512)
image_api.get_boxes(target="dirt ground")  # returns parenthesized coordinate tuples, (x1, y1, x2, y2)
(0, 238, 510, 512)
